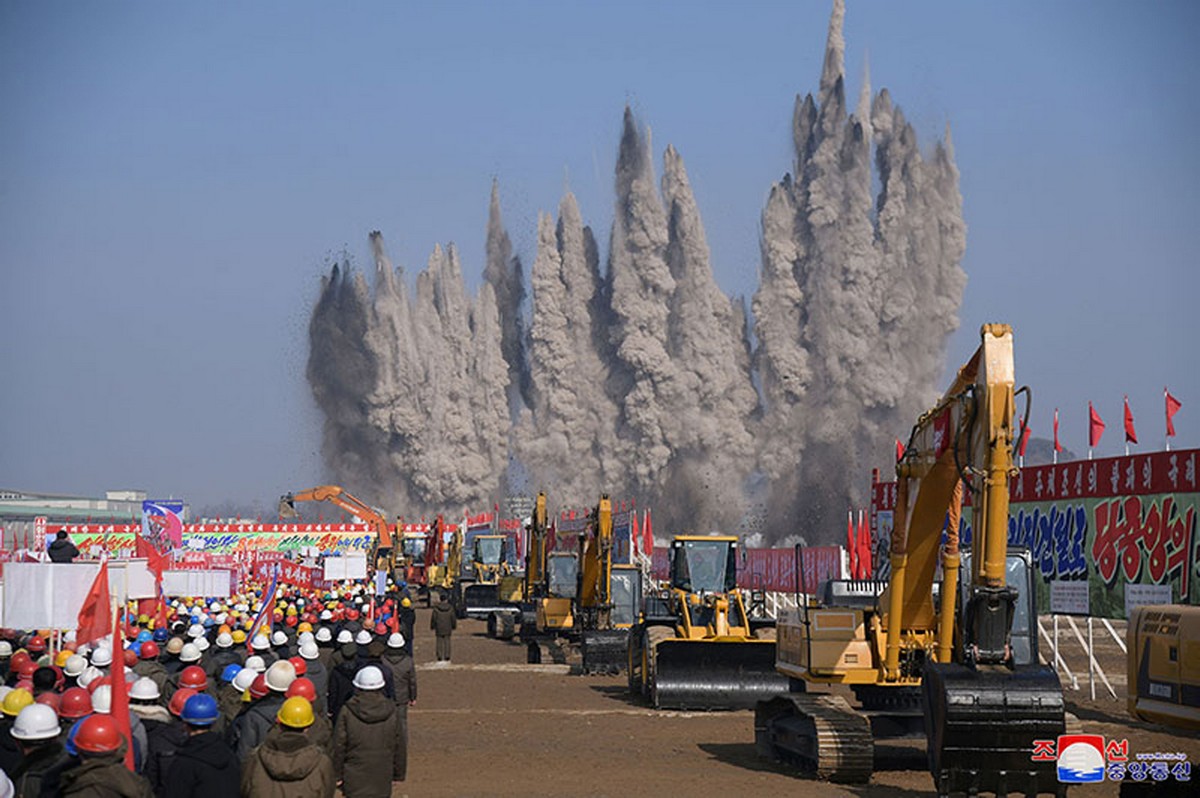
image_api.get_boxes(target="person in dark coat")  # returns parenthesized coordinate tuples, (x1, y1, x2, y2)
(397, 598, 416, 657)
(326, 644, 392, 724)
(378, 634, 416, 781)
(48, 530, 81, 563)
(9, 705, 67, 798)
(142, 700, 186, 797)
(166, 694, 239, 798)
(430, 593, 457, 661)
(331, 666, 406, 796)
(240, 697, 334, 798)
(60, 717, 155, 798)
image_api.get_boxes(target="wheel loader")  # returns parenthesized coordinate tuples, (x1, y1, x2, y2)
(754, 324, 1068, 796)
(627, 534, 787, 710)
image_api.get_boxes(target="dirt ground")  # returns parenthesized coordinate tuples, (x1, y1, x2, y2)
(398, 611, 1199, 797)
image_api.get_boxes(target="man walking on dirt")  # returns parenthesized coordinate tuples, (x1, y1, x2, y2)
(430, 594, 456, 662)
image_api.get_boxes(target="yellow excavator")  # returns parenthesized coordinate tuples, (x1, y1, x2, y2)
(516, 493, 581, 663)
(755, 324, 1067, 795)
(279, 485, 395, 570)
(627, 534, 786, 709)
(576, 495, 643, 674)
(1128, 603, 1200, 730)
(425, 515, 463, 605)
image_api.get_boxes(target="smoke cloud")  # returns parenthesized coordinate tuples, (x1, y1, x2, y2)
(306, 0, 965, 541)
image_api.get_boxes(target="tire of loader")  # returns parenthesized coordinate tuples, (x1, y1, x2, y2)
(627, 626, 644, 696)
(644, 626, 676, 708)
(495, 612, 516, 640)
(486, 613, 498, 638)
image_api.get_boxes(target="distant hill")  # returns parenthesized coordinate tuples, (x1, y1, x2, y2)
(1023, 437, 1078, 466)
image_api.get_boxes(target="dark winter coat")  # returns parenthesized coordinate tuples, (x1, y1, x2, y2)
(431, 601, 456, 636)
(165, 730, 240, 798)
(60, 749, 155, 798)
(131, 660, 170, 696)
(9, 739, 65, 798)
(230, 693, 285, 762)
(216, 686, 244, 736)
(48, 537, 80, 563)
(141, 712, 188, 797)
(205, 647, 242, 682)
(398, 608, 415, 655)
(0, 715, 23, 773)
(300, 659, 329, 716)
(239, 729, 334, 798)
(327, 655, 393, 723)
(380, 650, 416, 707)
(313, 644, 334, 674)
(331, 692, 404, 798)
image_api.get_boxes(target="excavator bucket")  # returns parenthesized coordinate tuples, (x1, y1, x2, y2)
(278, 494, 299, 519)
(580, 629, 629, 675)
(652, 639, 789, 710)
(923, 662, 1066, 796)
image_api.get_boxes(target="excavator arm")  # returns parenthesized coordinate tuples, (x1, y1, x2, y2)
(279, 485, 394, 551)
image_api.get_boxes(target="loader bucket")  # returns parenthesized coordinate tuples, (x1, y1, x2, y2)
(923, 662, 1066, 796)
(581, 629, 629, 675)
(652, 638, 789, 710)
(462, 583, 501, 617)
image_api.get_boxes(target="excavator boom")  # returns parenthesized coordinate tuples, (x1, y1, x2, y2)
(280, 485, 394, 552)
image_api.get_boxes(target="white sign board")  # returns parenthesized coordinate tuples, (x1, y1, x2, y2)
(1050, 580, 1090, 616)
(162, 570, 232, 598)
(108, 559, 157, 600)
(1125, 583, 1173, 619)
(2, 563, 108, 630)
(323, 554, 368, 581)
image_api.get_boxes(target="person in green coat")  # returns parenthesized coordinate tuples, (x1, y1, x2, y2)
(331, 666, 405, 797)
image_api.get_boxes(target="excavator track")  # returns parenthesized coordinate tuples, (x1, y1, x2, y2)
(754, 693, 873, 783)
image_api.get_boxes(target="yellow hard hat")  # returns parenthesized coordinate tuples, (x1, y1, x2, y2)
(276, 696, 315, 729)
(231, 630, 247, 644)
(137, 614, 149, 625)
(401, 597, 412, 608)
(297, 622, 312, 633)
(55, 650, 74, 667)
(2, 688, 34, 717)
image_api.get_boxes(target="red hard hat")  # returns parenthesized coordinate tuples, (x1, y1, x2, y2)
(285, 677, 316, 702)
(288, 656, 306, 677)
(59, 687, 93, 719)
(374, 623, 387, 636)
(346, 609, 359, 621)
(285, 615, 297, 628)
(140, 641, 160, 660)
(9, 652, 32, 672)
(75, 714, 123, 754)
(179, 666, 207, 691)
(35, 691, 61, 712)
(249, 673, 269, 699)
(123, 649, 138, 668)
(26, 636, 46, 653)
(50, 665, 65, 690)
(17, 659, 37, 679)
(87, 675, 112, 695)
(169, 687, 198, 717)
(15, 679, 33, 694)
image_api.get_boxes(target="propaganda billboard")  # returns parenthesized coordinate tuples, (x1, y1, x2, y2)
(871, 449, 1199, 618)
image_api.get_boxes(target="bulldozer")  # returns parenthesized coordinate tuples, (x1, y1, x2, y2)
(576, 495, 643, 674)
(1128, 603, 1200, 731)
(279, 485, 396, 571)
(626, 534, 786, 709)
(754, 324, 1068, 795)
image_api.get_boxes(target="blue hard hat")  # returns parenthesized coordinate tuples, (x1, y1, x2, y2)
(65, 715, 90, 756)
(220, 663, 243, 684)
(128, 641, 142, 656)
(181, 693, 220, 726)
(136, 630, 152, 643)
(152, 628, 169, 643)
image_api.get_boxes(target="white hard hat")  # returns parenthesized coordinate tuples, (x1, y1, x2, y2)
(0, 686, 11, 703)
(265, 660, 296, 692)
(297, 631, 314, 645)
(244, 655, 266, 673)
(64, 630, 77, 644)
(130, 677, 161, 701)
(187, 624, 204, 639)
(12, 704, 60, 741)
(352, 665, 385, 691)
(319, 610, 332, 621)
(216, 633, 233, 649)
(271, 631, 287, 646)
(215, 613, 228, 625)
(354, 630, 372, 646)
(209, 602, 221, 613)
(336, 630, 353, 644)
(251, 635, 270, 651)
(90, 647, 113, 667)
(0, 642, 12, 657)
(232, 668, 257, 692)
(298, 641, 319, 661)
(386, 633, 405, 649)
(315, 627, 332, 642)
(78, 666, 103, 688)
(194, 637, 210, 652)
(64, 655, 87, 678)
(91, 685, 112, 714)
(179, 643, 202, 663)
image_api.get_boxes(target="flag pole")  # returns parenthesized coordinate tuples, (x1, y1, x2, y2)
(1165, 387, 1171, 452)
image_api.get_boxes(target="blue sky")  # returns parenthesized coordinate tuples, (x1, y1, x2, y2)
(1, 1, 1197, 508)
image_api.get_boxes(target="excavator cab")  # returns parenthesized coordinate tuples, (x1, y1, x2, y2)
(670, 537, 738, 595)
(460, 534, 511, 618)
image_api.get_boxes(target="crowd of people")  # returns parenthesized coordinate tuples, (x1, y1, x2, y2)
(0, 574, 425, 797)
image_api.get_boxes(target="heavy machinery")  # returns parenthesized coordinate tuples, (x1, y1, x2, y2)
(279, 485, 395, 569)
(627, 534, 786, 710)
(1128, 603, 1200, 730)
(457, 531, 515, 618)
(503, 492, 579, 661)
(394, 525, 433, 594)
(754, 324, 1067, 795)
(425, 515, 463, 605)
(576, 495, 642, 674)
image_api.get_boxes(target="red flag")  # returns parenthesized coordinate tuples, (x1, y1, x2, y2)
(1018, 423, 1032, 457)
(76, 560, 111, 646)
(1088, 402, 1105, 448)
(933, 407, 952, 459)
(1166, 388, 1182, 437)
(858, 511, 872, 580)
(631, 512, 641, 557)
(135, 535, 168, 577)
(1123, 396, 1138, 445)
(846, 512, 859, 580)
(110, 602, 135, 771)
(895, 439, 905, 462)
(643, 510, 653, 559)
(1053, 408, 1063, 453)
